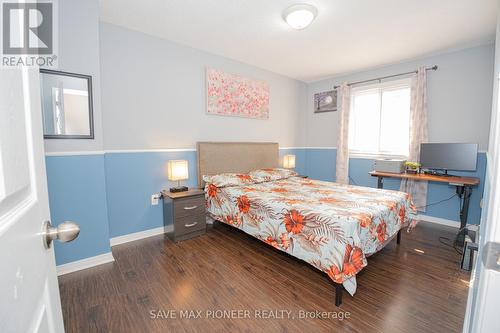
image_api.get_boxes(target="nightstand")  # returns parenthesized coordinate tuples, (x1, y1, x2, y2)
(161, 189, 206, 242)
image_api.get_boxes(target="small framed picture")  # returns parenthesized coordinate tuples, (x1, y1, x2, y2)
(314, 90, 337, 113)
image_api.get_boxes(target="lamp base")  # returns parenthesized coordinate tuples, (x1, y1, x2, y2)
(169, 186, 188, 193)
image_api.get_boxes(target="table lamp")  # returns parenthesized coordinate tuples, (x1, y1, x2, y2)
(167, 160, 189, 192)
(283, 154, 296, 169)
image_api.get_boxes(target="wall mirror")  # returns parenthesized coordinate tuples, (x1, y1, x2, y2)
(40, 69, 94, 139)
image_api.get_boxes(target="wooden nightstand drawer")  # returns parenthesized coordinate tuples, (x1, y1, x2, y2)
(173, 195, 205, 218)
(174, 213, 206, 236)
(162, 189, 207, 243)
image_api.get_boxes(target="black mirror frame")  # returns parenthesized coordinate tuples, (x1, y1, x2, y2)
(40, 68, 94, 140)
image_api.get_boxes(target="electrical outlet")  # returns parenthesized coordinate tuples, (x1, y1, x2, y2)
(151, 194, 160, 205)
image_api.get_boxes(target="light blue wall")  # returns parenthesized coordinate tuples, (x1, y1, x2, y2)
(279, 148, 307, 175)
(105, 149, 306, 238)
(103, 147, 486, 240)
(46, 147, 485, 266)
(305, 148, 337, 181)
(104, 151, 197, 237)
(46, 11, 492, 266)
(304, 148, 487, 225)
(45, 155, 111, 265)
(46, 149, 307, 264)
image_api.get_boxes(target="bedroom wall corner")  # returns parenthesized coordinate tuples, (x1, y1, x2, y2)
(302, 44, 495, 226)
(99, 23, 309, 239)
(104, 151, 198, 238)
(44, 0, 104, 154)
(44, 0, 112, 265)
(305, 43, 495, 150)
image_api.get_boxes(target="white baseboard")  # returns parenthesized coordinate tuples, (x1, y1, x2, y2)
(56, 225, 175, 276)
(417, 214, 479, 232)
(57, 252, 115, 276)
(110, 225, 174, 247)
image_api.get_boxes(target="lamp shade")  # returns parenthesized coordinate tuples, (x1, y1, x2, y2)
(283, 154, 296, 169)
(167, 160, 189, 181)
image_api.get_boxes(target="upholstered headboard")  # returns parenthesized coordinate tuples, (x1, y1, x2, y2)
(196, 142, 280, 188)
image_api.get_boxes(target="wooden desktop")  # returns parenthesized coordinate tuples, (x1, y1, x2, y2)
(369, 170, 480, 245)
(369, 171, 479, 186)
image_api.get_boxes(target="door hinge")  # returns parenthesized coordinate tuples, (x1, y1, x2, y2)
(482, 242, 500, 272)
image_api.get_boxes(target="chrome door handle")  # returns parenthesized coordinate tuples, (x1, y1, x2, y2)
(183, 205, 198, 210)
(482, 242, 500, 272)
(42, 221, 80, 249)
(184, 221, 198, 228)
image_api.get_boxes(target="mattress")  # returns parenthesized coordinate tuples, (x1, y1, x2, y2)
(205, 176, 417, 295)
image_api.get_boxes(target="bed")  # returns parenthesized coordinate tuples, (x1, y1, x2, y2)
(197, 142, 417, 306)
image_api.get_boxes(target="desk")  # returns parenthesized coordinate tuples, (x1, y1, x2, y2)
(369, 171, 480, 236)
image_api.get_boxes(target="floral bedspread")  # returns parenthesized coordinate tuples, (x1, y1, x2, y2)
(205, 177, 417, 295)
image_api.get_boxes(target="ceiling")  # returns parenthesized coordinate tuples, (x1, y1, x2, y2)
(100, 0, 497, 82)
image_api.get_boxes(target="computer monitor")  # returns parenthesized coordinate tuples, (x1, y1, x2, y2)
(420, 143, 478, 173)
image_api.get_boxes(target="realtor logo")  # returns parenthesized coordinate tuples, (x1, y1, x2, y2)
(1, 0, 58, 67)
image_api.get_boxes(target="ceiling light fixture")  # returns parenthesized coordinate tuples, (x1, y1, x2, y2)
(283, 4, 318, 30)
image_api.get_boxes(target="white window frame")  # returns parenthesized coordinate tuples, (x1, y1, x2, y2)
(348, 77, 412, 159)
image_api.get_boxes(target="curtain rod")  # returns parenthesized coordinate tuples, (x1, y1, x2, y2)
(333, 65, 438, 90)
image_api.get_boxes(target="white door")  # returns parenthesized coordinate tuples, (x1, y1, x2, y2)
(463, 8, 500, 330)
(0, 67, 65, 332)
(463, 89, 500, 332)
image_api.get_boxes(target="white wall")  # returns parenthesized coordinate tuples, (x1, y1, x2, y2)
(306, 44, 495, 151)
(99, 23, 307, 150)
(43, 0, 103, 153)
(47, 12, 494, 153)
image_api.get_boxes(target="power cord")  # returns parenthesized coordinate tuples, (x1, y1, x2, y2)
(415, 193, 457, 210)
(351, 179, 464, 254)
(438, 225, 470, 255)
(413, 194, 465, 254)
(438, 235, 464, 255)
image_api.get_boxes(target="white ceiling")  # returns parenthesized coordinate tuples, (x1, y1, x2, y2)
(100, 0, 497, 82)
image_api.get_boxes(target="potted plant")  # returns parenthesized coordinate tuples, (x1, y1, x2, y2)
(405, 161, 421, 174)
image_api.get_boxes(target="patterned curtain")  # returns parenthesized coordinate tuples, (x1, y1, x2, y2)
(400, 67, 428, 210)
(335, 83, 351, 184)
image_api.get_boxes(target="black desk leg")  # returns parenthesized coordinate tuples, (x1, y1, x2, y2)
(397, 230, 401, 244)
(456, 185, 473, 246)
(377, 176, 383, 189)
(460, 186, 472, 229)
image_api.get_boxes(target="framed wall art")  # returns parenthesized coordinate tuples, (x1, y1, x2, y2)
(206, 68, 269, 119)
(314, 90, 337, 113)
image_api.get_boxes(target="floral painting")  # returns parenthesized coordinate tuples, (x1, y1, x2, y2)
(206, 68, 269, 119)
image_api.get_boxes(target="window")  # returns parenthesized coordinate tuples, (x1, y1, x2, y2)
(348, 78, 411, 157)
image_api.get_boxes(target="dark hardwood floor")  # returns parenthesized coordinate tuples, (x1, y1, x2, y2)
(59, 221, 470, 333)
